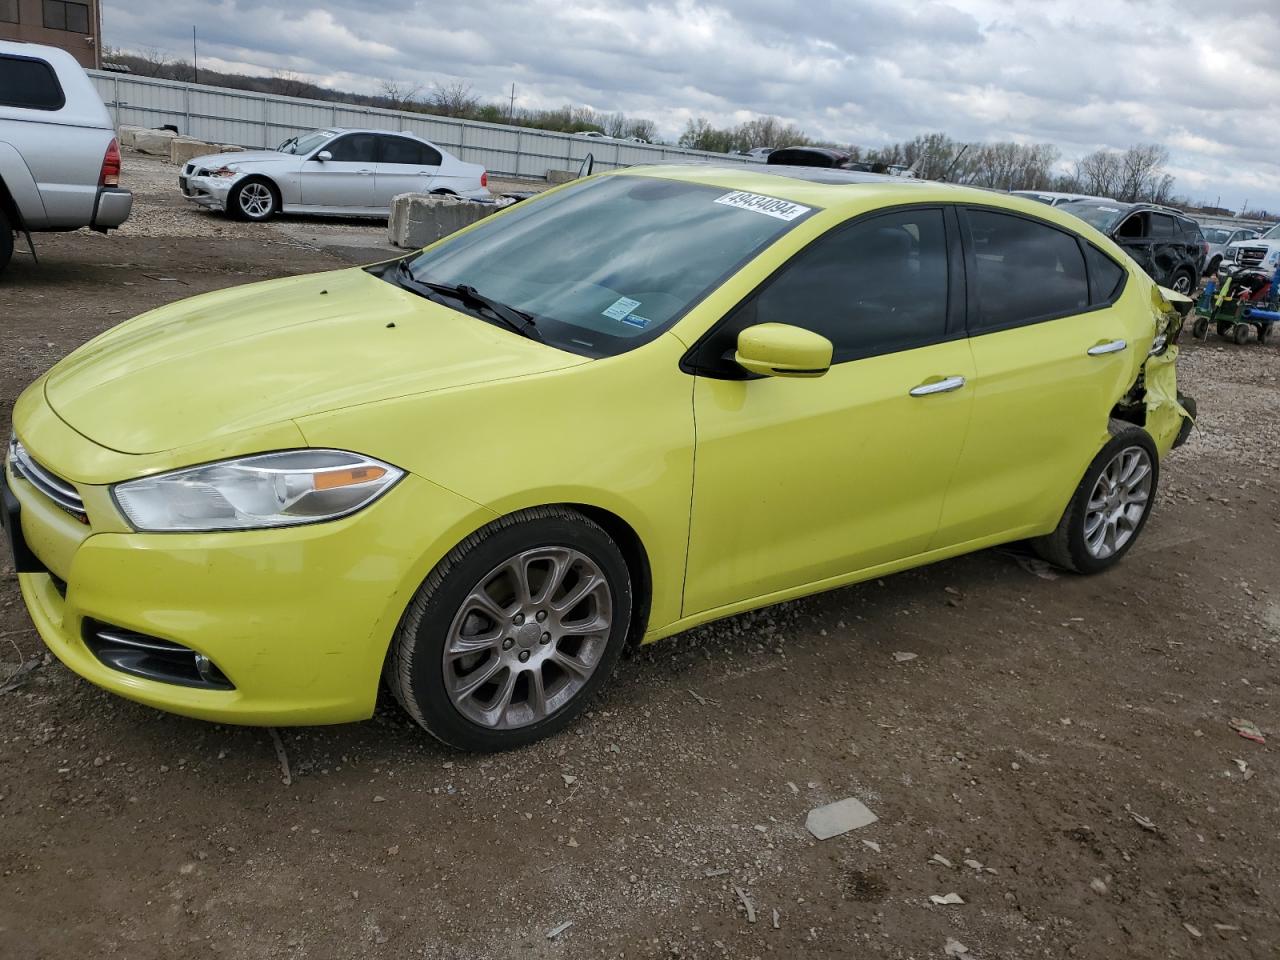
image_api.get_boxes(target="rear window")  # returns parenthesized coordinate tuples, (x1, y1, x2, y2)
(0, 54, 66, 111)
(1203, 228, 1232, 243)
(1083, 244, 1126, 304)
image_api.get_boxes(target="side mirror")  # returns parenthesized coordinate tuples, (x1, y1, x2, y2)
(577, 152, 594, 179)
(735, 323, 832, 378)
(315, 150, 332, 162)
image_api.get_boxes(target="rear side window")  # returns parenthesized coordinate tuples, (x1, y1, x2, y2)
(0, 55, 66, 111)
(1083, 244, 1126, 304)
(1149, 214, 1176, 239)
(379, 136, 442, 167)
(1177, 218, 1203, 242)
(966, 209, 1089, 332)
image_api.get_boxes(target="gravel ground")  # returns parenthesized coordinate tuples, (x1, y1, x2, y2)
(0, 159, 1277, 959)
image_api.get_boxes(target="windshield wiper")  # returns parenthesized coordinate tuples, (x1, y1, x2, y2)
(395, 261, 541, 341)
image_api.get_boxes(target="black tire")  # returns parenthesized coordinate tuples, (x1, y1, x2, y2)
(1205, 256, 1221, 276)
(1260, 323, 1273, 345)
(386, 506, 633, 751)
(229, 177, 279, 222)
(1216, 320, 1234, 338)
(1168, 267, 1196, 297)
(1191, 317, 1209, 340)
(1233, 323, 1251, 345)
(0, 207, 13, 278)
(1032, 420, 1159, 575)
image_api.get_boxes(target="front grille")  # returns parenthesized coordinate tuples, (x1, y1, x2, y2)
(1239, 246, 1267, 267)
(83, 619, 235, 690)
(8, 437, 87, 523)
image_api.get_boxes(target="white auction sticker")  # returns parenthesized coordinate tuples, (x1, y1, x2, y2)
(602, 296, 642, 321)
(714, 191, 811, 221)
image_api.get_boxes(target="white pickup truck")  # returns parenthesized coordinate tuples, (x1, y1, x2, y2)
(1223, 222, 1280, 275)
(0, 39, 133, 277)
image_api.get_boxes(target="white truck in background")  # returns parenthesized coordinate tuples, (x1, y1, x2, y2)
(0, 39, 133, 277)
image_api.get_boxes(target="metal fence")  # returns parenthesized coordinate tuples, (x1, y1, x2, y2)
(87, 72, 749, 180)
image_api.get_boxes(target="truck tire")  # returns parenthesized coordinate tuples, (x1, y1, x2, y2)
(0, 207, 13, 278)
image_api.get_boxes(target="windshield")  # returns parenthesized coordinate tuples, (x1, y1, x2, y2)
(1264, 223, 1280, 240)
(1060, 201, 1128, 232)
(1203, 227, 1232, 243)
(280, 130, 334, 155)
(403, 174, 815, 357)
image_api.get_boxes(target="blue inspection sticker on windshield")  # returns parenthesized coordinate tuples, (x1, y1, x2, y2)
(714, 191, 811, 221)
(620, 313, 651, 329)
(603, 296, 642, 321)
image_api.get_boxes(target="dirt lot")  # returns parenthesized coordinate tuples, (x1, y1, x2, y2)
(0, 156, 1277, 960)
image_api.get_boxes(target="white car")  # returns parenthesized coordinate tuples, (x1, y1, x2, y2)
(179, 128, 489, 221)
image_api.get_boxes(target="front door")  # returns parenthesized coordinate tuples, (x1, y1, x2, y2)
(300, 132, 378, 208)
(683, 207, 975, 616)
(935, 207, 1144, 547)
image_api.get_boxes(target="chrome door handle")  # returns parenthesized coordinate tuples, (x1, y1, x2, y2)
(1087, 339, 1128, 356)
(357, 168, 374, 175)
(909, 375, 966, 397)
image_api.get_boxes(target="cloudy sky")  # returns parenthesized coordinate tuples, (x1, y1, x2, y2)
(104, 0, 1280, 211)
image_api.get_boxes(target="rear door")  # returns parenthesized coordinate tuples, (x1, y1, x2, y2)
(373, 135, 441, 207)
(299, 132, 378, 208)
(935, 207, 1141, 547)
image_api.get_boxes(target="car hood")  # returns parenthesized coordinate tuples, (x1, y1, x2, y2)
(44, 268, 586, 455)
(189, 150, 290, 168)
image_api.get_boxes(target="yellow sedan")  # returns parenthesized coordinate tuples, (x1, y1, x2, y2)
(2, 165, 1194, 750)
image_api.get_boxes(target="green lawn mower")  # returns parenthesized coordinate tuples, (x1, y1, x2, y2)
(1191, 262, 1280, 345)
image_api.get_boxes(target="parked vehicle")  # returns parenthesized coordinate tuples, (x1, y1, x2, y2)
(577, 131, 609, 140)
(1059, 200, 1206, 294)
(179, 128, 488, 222)
(0, 39, 133, 277)
(1200, 224, 1258, 275)
(1223, 221, 1280, 274)
(766, 146, 851, 168)
(746, 147, 774, 161)
(1011, 190, 1114, 207)
(5, 165, 1193, 750)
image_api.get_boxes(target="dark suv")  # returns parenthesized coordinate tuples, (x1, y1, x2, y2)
(1059, 200, 1205, 294)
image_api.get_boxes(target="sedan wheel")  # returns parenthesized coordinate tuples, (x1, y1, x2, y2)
(232, 179, 277, 221)
(386, 507, 632, 751)
(1170, 271, 1194, 295)
(1081, 446, 1153, 561)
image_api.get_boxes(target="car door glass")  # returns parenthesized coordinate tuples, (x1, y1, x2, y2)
(324, 134, 378, 163)
(967, 209, 1089, 331)
(1148, 214, 1176, 239)
(747, 209, 949, 362)
(380, 136, 439, 167)
(1116, 214, 1145, 239)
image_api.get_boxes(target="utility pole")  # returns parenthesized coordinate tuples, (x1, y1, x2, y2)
(508, 83, 515, 121)
(192, 26, 199, 84)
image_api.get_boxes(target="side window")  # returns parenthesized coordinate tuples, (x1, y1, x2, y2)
(1082, 244, 1126, 305)
(1116, 214, 1145, 239)
(1148, 214, 1176, 239)
(747, 208, 950, 362)
(0, 0, 18, 23)
(324, 133, 378, 163)
(42, 0, 88, 31)
(0, 55, 65, 111)
(380, 136, 439, 166)
(966, 209, 1089, 331)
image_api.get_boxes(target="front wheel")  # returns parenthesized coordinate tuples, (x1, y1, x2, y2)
(1032, 422, 1159, 574)
(1259, 323, 1273, 345)
(1233, 323, 1251, 345)
(229, 178, 278, 221)
(1169, 268, 1196, 296)
(386, 507, 633, 751)
(1191, 317, 1209, 340)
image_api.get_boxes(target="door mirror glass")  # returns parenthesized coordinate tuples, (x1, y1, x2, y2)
(315, 150, 332, 162)
(735, 323, 832, 378)
(578, 152, 594, 179)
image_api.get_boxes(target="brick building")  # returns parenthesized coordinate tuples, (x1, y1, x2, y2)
(0, 0, 102, 69)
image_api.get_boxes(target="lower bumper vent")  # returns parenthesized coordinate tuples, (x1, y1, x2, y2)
(82, 619, 234, 690)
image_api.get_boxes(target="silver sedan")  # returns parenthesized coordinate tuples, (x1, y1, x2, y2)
(179, 127, 490, 221)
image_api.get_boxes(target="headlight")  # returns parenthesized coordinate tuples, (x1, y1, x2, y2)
(113, 450, 404, 532)
(209, 166, 239, 178)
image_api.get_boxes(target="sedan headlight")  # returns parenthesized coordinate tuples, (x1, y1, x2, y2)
(113, 450, 404, 532)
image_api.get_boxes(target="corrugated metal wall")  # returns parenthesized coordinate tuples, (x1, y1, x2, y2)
(88, 72, 750, 179)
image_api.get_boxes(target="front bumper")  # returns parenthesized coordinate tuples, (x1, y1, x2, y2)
(178, 171, 233, 212)
(4, 449, 491, 726)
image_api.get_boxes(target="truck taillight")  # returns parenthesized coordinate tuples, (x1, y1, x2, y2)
(481, 171, 488, 188)
(100, 139, 121, 187)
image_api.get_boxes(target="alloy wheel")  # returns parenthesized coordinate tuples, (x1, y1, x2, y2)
(1083, 445, 1153, 560)
(238, 182, 274, 218)
(442, 546, 613, 730)
(1171, 273, 1192, 294)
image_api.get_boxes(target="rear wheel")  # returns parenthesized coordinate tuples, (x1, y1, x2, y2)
(1191, 317, 1209, 339)
(1233, 323, 1251, 345)
(1206, 256, 1221, 276)
(0, 207, 13, 278)
(1033, 421, 1158, 574)
(386, 507, 633, 751)
(1259, 323, 1273, 345)
(229, 177, 278, 221)
(1169, 268, 1195, 296)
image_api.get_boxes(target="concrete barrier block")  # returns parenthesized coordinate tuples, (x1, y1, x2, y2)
(133, 128, 179, 156)
(389, 193, 508, 249)
(546, 168, 578, 184)
(169, 138, 216, 166)
(117, 125, 147, 148)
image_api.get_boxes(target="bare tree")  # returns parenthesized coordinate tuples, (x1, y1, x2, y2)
(272, 70, 312, 99)
(378, 80, 423, 111)
(429, 81, 480, 118)
(1075, 149, 1123, 197)
(129, 46, 174, 78)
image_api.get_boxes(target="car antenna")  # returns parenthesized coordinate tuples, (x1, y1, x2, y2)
(938, 143, 970, 183)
